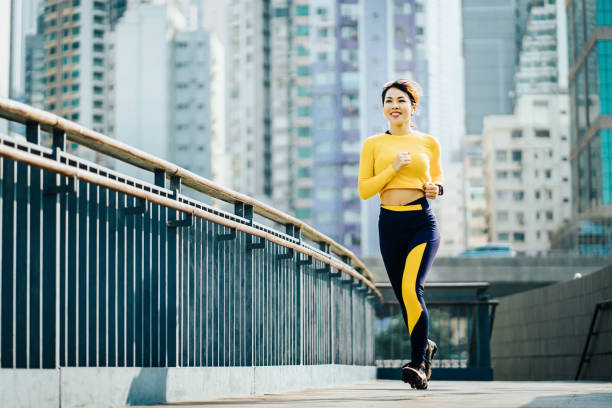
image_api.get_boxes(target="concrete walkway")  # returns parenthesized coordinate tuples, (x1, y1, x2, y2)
(131, 380, 612, 408)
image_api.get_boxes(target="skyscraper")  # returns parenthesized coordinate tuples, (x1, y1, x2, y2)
(1, 1, 11, 135)
(561, 0, 612, 254)
(41, 0, 113, 139)
(462, 0, 528, 135)
(480, 0, 571, 255)
(114, 1, 224, 188)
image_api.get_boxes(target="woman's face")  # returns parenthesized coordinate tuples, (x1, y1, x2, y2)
(383, 87, 413, 128)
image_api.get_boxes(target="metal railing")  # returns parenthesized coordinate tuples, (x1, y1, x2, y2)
(0, 98, 380, 370)
(375, 282, 496, 378)
(575, 298, 612, 380)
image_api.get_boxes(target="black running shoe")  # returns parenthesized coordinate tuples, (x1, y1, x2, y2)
(401, 361, 428, 390)
(424, 339, 438, 381)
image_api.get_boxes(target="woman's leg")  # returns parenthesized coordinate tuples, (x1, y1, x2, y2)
(379, 208, 440, 365)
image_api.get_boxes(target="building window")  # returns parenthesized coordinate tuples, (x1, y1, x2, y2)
(297, 127, 310, 137)
(297, 66, 310, 76)
(513, 191, 524, 201)
(511, 129, 522, 138)
(72, 13, 80, 21)
(296, 5, 309, 16)
(72, 41, 80, 50)
(297, 106, 310, 117)
(495, 170, 508, 179)
(297, 188, 311, 198)
(93, 72, 103, 81)
(512, 150, 522, 162)
(71, 70, 79, 78)
(535, 129, 550, 137)
(71, 98, 79, 106)
(546, 211, 553, 221)
(496, 211, 509, 222)
(274, 7, 288, 17)
(341, 26, 358, 41)
(297, 167, 311, 178)
(498, 232, 509, 241)
(296, 26, 309, 36)
(513, 232, 525, 242)
(93, 43, 104, 52)
(93, 58, 104, 67)
(72, 27, 80, 35)
(297, 147, 311, 158)
(495, 150, 507, 162)
(93, 114, 103, 123)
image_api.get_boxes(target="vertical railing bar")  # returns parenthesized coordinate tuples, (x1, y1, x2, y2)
(195, 216, 201, 366)
(143, 197, 151, 367)
(150, 200, 158, 367)
(86, 183, 97, 367)
(125, 196, 135, 367)
(98, 187, 108, 367)
(108, 190, 117, 366)
(0, 157, 14, 368)
(15, 150, 28, 368)
(117, 193, 126, 367)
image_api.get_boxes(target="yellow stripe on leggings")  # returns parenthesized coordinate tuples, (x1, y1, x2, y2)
(401, 242, 427, 335)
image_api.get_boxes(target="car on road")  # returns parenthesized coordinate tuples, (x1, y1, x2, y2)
(456, 243, 516, 258)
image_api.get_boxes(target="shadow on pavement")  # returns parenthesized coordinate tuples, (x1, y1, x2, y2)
(522, 392, 612, 408)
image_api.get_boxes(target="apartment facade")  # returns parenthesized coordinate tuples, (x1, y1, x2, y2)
(483, 93, 571, 254)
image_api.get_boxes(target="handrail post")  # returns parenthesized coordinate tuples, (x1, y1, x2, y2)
(236, 202, 254, 366)
(167, 174, 181, 367)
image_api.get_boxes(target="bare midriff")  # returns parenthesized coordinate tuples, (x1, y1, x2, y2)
(380, 188, 425, 206)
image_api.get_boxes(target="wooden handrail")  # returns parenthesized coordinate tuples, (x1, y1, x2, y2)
(0, 97, 379, 297)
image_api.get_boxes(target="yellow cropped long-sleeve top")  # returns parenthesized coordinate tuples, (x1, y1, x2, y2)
(358, 131, 444, 200)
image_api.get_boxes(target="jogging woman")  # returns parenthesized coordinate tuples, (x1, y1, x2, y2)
(358, 79, 443, 390)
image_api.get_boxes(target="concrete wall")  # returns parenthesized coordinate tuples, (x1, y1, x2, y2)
(365, 256, 611, 284)
(0, 365, 376, 408)
(491, 264, 612, 380)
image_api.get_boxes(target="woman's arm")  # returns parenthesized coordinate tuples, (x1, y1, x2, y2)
(358, 139, 398, 200)
(429, 137, 444, 185)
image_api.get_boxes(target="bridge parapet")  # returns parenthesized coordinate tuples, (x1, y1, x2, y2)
(0, 99, 380, 406)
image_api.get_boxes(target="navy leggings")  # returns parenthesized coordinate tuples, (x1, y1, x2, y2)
(378, 196, 440, 364)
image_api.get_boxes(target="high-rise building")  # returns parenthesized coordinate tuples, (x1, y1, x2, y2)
(480, 0, 571, 255)
(463, 134, 487, 249)
(462, 0, 528, 135)
(559, 0, 612, 254)
(114, 1, 224, 189)
(41, 0, 114, 143)
(514, 0, 568, 98)
(483, 93, 571, 255)
(9, 0, 41, 101)
(25, 15, 46, 109)
(425, 0, 466, 256)
(225, 0, 427, 255)
(225, 0, 272, 203)
(1, 1, 11, 136)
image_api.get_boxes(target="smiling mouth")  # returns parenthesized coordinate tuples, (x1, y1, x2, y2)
(390, 112, 401, 118)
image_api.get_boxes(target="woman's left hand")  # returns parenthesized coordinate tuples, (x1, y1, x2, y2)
(423, 182, 439, 200)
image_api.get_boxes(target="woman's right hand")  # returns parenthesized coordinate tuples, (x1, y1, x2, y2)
(392, 151, 411, 172)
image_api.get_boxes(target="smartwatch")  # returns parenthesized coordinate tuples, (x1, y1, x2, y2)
(435, 184, 444, 196)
